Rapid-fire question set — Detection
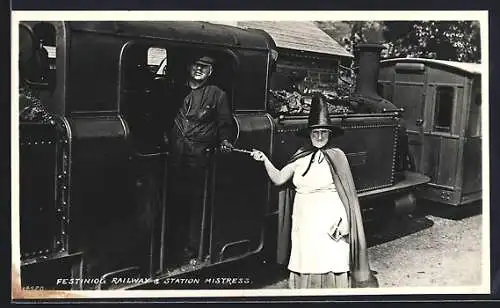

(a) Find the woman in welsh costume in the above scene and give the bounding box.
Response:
[251,93,378,289]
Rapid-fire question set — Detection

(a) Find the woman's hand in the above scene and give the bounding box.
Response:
[328,225,341,241]
[252,149,295,185]
[251,149,268,162]
[328,217,349,241]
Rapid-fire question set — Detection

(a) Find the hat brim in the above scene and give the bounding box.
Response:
[194,60,213,66]
[193,56,216,66]
[297,125,344,137]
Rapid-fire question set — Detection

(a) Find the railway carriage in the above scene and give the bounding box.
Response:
[378,58,482,206]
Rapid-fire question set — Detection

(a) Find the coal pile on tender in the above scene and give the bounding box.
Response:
[268,89,354,116]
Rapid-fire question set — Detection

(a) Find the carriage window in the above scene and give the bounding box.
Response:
[433,86,454,132]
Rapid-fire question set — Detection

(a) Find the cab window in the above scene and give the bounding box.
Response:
[119,44,170,154]
[19,22,57,117]
[148,47,167,75]
[33,22,57,88]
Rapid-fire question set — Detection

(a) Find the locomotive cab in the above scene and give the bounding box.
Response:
[17,21,274,290]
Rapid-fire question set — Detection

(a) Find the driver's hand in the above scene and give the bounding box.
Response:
[219,139,234,153]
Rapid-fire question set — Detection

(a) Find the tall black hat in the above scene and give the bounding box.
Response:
[298,93,344,137]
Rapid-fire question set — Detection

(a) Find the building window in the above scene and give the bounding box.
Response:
[434,86,454,132]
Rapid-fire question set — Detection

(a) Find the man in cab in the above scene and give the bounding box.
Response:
[167,55,235,264]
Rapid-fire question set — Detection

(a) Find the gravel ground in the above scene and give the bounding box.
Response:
[369,213,482,288]
[264,202,484,289]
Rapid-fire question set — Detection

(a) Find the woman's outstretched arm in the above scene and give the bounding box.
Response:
[251,150,295,186]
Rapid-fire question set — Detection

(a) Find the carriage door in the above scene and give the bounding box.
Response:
[420,74,465,204]
[391,63,427,171]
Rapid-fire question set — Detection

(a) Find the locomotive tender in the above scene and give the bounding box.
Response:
[16,21,429,290]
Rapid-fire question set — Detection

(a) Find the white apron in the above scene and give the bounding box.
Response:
[287,151,350,274]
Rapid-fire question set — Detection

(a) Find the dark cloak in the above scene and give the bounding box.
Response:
[276,143,379,288]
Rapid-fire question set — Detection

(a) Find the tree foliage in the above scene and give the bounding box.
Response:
[315,20,481,63]
[383,21,481,63]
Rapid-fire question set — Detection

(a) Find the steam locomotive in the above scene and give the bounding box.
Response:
[16,21,429,290]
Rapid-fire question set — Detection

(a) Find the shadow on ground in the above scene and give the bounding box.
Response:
[365,214,434,248]
[416,200,482,220]
[365,200,482,248]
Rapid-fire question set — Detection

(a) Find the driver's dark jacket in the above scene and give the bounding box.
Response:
[170,83,234,168]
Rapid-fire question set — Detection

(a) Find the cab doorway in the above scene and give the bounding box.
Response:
[118,42,237,275]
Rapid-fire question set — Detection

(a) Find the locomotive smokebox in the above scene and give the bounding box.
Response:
[352,43,398,113]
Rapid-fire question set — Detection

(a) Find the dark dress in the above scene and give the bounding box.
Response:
[167,82,234,255]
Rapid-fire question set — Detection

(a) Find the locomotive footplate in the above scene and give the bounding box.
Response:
[358,171,430,200]
[359,171,430,221]
[20,251,84,291]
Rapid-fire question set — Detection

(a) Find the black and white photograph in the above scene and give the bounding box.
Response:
[11,10,489,300]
